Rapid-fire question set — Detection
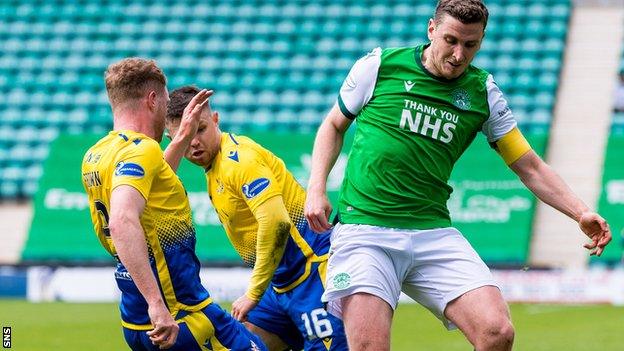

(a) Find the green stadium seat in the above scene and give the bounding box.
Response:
[0,0,571,201]
[0,180,19,198]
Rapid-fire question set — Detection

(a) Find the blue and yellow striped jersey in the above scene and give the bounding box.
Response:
[81,130,211,330]
[206,133,330,293]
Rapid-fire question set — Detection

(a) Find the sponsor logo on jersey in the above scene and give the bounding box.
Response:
[242,178,270,199]
[451,88,471,110]
[333,272,351,290]
[114,271,133,281]
[400,99,457,143]
[322,337,333,350]
[404,80,415,92]
[114,161,145,177]
[227,150,239,162]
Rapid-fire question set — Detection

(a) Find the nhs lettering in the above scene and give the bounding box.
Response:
[399,99,457,143]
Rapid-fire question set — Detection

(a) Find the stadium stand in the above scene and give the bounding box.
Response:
[0,0,573,265]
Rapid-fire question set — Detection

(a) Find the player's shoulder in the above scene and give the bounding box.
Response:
[219,133,273,173]
[117,131,161,155]
[380,45,412,56]
[219,133,259,166]
[464,63,491,84]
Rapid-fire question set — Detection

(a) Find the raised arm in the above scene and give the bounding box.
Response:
[482,72,611,256]
[109,185,178,348]
[305,48,380,233]
[508,150,612,256]
[163,89,212,172]
[231,195,291,321]
[304,103,353,233]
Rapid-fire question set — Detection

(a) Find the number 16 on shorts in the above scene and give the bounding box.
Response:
[301,308,333,339]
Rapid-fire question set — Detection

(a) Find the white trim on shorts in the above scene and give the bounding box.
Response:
[322,223,500,330]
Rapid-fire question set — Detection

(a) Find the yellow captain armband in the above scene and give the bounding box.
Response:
[494,127,532,165]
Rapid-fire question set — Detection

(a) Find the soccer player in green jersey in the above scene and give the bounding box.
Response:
[304,1,612,350]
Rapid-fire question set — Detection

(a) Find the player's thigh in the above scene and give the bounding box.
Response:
[243,322,289,351]
[285,263,348,351]
[122,324,205,351]
[402,227,499,330]
[444,285,512,341]
[184,304,267,351]
[122,327,150,351]
[323,224,410,318]
[342,292,393,351]
[247,288,300,350]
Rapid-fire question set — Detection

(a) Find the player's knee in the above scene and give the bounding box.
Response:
[345,322,390,351]
[347,337,390,351]
[474,319,514,351]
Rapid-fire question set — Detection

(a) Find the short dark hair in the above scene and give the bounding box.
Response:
[105,57,167,108]
[166,85,200,122]
[434,0,489,29]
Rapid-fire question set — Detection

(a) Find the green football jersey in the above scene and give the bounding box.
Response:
[337,44,516,229]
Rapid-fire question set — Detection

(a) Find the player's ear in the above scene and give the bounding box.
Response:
[427,18,436,41]
[146,90,157,111]
[212,111,219,124]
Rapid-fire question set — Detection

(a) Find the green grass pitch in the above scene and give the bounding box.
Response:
[2,299,623,350]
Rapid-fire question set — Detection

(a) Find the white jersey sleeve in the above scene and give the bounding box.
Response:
[481,74,517,142]
[337,47,382,119]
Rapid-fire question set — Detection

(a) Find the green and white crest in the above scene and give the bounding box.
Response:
[333,272,351,290]
[451,88,471,110]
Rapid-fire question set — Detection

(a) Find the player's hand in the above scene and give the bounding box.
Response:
[231,295,258,322]
[305,190,333,233]
[146,303,179,349]
[177,89,213,141]
[579,212,612,256]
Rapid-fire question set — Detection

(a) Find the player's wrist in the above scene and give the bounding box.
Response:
[574,207,592,223]
[306,181,327,195]
[145,295,166,307]
[244,290,262,302]
[173,130,194,143]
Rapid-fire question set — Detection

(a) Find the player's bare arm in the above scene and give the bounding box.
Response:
[232,196,291,321]
[507,149,612,256]
[109,185,179,348]
[305,103,353,233]
[163,89,212,171]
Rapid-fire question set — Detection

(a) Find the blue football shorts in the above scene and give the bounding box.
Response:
[247,261,348,351]
[123,302,266,351]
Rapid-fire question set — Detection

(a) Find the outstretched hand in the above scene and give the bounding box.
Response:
[579,212,611,256]
[231,294,258,322]
[304,190,333,233]
[176,89,213,140]
[146,302,179,349]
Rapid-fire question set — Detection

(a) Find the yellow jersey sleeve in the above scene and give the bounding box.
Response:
[245,195,291,301]
[111,139,163,200]
[493,127,532,165]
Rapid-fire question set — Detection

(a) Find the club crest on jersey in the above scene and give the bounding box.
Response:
[242,178,270,199]
[451,88,471,110]
[114,161,145,177]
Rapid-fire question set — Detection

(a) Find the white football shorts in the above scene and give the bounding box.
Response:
[322,223,499,330]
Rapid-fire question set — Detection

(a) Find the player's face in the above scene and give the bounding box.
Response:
[426,14,484,79]
[166,107,221,168]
